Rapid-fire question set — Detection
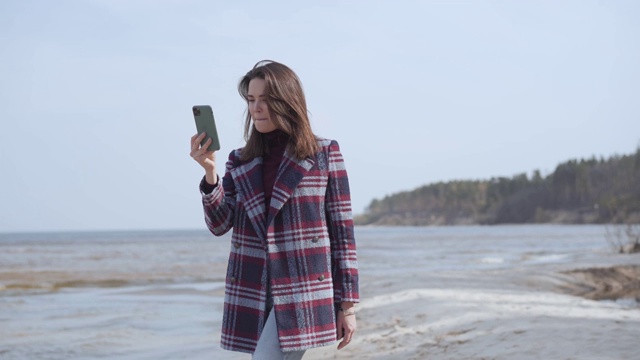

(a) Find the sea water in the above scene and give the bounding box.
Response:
[0,225,622,359]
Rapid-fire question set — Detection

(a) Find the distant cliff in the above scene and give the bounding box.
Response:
[355,147,640,226]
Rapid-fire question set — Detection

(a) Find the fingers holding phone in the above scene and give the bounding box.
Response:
[190,132,216,164]
[190,132,217,185]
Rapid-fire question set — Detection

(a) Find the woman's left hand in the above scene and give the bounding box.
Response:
[337,302,357,350]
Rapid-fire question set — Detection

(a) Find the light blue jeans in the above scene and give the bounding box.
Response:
[252,310,306,360]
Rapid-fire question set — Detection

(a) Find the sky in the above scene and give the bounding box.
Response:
[1,0,639,233]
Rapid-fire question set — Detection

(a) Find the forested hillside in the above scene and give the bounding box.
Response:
[355,147,640,226]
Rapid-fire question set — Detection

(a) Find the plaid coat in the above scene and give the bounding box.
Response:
[201,138,359,353]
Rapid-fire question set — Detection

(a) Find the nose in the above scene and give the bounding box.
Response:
[250,99,263,114]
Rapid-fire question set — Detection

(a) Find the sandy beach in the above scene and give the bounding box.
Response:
[1,226,639,359]
[305,244,640,359]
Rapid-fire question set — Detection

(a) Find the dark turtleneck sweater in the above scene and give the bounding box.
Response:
[201,130,290,212]
[263,130,289,208]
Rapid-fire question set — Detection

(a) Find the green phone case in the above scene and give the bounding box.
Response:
[192,105,221,152]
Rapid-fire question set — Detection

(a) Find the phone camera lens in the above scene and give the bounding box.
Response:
[193,108,201,116]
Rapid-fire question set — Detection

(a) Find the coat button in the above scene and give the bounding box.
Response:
[234,242,241,249]
[318,275,325,281]
[311,236,320,243]
[229,277,237,284]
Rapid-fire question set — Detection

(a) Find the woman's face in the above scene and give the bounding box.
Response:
[247,78,277,133]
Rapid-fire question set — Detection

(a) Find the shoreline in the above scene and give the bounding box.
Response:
[559,265,640,302]
[305,254,640,359]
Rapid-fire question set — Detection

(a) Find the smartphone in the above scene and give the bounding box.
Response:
[192,105,221,152]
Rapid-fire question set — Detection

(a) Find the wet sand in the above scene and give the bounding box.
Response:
[561,265,640,301]
[305,254,640,359]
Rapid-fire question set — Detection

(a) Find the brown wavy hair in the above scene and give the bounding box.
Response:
[238,60,318,161]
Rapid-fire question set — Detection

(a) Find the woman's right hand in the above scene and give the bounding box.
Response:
[190,133,217,185]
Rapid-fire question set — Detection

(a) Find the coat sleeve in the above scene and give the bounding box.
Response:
[325,140,359,303]
[200,150,238,236]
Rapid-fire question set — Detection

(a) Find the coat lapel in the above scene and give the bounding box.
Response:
[229,157,267,240]
[266,150,315,228]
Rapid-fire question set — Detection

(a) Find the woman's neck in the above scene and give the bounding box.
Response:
[264,129,289,149]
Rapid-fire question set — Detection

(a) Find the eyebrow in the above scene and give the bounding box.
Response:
[246,94,267,98]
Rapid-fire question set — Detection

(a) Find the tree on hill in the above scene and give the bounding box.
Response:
[355,147,640,226]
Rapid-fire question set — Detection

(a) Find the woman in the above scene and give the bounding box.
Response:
[190,60,359,359]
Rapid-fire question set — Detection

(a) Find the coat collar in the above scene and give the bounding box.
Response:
[229,149,315,239]
[267,150,315,228]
